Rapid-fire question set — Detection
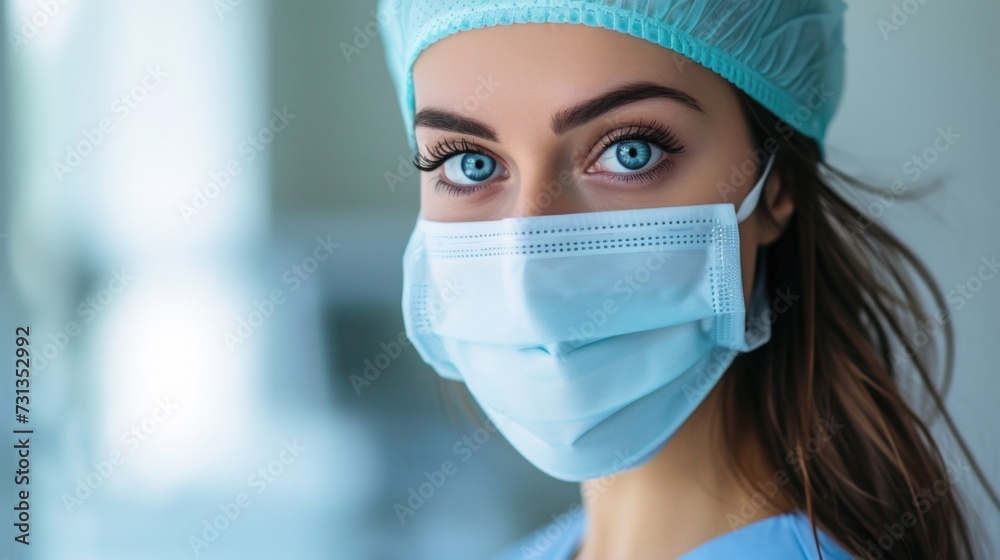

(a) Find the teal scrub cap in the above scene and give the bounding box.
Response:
[378,0,846,154]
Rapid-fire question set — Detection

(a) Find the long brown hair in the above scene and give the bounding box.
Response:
[718,90,1000,559]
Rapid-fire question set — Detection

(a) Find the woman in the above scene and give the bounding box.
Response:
[377,1,998,558]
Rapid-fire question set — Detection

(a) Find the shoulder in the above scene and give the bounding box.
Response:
[679,511,857,560]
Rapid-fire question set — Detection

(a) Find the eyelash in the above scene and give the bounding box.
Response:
[412,138,484,172]
[412,139,499,197]
[412,120,686,195]
[433,180,491,197]
[592,119,686,183]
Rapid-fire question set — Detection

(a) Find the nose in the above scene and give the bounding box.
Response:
[509,171,581,218]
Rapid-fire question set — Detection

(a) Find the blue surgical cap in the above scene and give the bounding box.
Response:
[378,0,846,154]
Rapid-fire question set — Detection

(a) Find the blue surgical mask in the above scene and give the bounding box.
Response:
[401,155,776,482]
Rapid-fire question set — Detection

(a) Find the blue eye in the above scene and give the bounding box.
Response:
[595,140,663,174]
[616,141,651,169]
[443,153,501,185]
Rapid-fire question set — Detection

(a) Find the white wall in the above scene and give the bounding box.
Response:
[828,0,1000,547]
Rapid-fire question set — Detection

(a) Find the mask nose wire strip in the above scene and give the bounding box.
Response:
[734,153,776,224]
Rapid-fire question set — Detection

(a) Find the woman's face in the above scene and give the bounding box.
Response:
[412,24,792,306]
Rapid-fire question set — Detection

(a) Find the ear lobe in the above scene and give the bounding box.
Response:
[757,170,794,246]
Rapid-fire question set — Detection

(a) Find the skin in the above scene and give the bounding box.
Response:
[412,23,796,559]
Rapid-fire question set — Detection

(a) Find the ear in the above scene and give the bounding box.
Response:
[756,167,794,246]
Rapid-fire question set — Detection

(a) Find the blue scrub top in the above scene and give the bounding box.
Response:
[493,510,856,559]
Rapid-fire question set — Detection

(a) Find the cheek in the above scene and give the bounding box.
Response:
[419,177,434,205]
[418,179,433,215]
[418,174,459,220]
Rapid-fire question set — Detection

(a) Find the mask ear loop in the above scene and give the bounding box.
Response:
[734,152,776,224]
[737,153,777,350]
[742,243,772,351]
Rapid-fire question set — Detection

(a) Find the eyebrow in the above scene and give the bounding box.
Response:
[552,81,705,134]
[413,81,704,142]
[413,107,500,142]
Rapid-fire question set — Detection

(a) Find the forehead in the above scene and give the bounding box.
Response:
[411,23,727,126]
